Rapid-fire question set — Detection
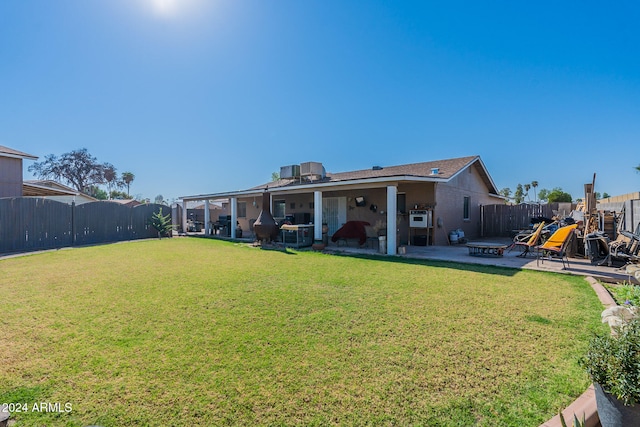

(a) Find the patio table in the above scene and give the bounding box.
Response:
[466,242,508,257]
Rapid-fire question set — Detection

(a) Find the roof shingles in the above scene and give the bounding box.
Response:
[0,145,38,160]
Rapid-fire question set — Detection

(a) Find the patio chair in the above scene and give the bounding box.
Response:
[512,221,545,258]
[364,225,379,249]
[536,224,578,269]
[588,223,640,267]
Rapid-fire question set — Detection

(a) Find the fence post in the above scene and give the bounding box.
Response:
[71,201,76,246]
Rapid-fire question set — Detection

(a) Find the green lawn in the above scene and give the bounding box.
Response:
[0,238,606,426]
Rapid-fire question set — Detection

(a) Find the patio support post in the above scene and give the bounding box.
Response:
[182,200,188,234]
[386,185,397,255]
[204,200,210,235]
[314,191,322,241]
[230,197,237,239]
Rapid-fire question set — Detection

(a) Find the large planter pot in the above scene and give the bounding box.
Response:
[311,240,325,251]
[594,382,640,427]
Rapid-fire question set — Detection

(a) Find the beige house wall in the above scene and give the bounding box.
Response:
[434,163,498,245]
[0,157,23,198]
[232,185,438,245]
[206,164,495,245]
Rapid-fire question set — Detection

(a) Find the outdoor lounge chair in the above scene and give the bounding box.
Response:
[536,224,578,269]
[512,221,545,258]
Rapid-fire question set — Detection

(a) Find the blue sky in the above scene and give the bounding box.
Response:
[1,1,639,202]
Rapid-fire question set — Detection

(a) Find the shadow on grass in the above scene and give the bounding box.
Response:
[327,251,522,277]
[258,244,298,255]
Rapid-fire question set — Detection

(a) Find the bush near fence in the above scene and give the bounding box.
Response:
[0,198,170,254]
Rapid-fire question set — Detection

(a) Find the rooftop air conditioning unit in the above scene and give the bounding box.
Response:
[280,165,300,179]
[300,162,325,179]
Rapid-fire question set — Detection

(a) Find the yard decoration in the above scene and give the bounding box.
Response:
[253,191,278,243]
[579,303,640,426]
[148,207,173,238]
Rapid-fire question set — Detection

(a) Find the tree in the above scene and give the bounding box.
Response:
[547,187,573,203]
[103,163,122,199]
[122,172,135,196]
[109,190,131,200]
[531,181,539,202]
[603,192,611,199]
[524,183,531,201]
[499,188,512,202]
[154,194,167,205]
[271,172,280,181]
[538,188,549,202]
[28,148,110,194]
[87,186,108,200]
[514,184,524,204]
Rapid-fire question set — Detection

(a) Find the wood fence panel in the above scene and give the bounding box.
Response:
[131,203,168,239]
[481,203,574,237]
[73,201,133,246]
[0,198,72,253]
[0,198,171,254]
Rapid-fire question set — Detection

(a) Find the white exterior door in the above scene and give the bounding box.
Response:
[322,197,346,237]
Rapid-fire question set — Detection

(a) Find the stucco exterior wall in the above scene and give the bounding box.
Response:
[0,157,23,198]
[199,164,495,246]
[434,163,498,245]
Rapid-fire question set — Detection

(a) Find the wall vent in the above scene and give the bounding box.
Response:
[430,167,439,175]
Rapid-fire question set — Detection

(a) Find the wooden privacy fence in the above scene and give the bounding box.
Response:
[481,203,575,237]
[0,198,170,254]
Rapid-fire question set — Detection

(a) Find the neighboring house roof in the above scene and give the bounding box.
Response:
[23,180,98,201]
[0,145,38,160]
[183,155,499,200]
[106,199,142,207]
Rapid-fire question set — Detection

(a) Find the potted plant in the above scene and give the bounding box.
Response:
[579,303,640,427]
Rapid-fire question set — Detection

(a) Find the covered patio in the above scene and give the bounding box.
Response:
[180,156,504,255]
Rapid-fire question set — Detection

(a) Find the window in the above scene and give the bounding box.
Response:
[273,200,286,218]
[463,196,470,220]
[237,201,247,218]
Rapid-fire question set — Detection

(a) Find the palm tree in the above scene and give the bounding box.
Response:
[121,171,135,197]
[531,181,539,202]
[524,183,531,201]
[103,163,118,200]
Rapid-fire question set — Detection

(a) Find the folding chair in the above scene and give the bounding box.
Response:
[536,224,578,269]
[513,221,545,257]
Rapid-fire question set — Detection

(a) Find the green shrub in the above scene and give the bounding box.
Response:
[579,318,640,406]
[612,284,640,307]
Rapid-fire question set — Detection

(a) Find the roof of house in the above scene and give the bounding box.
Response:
[182,155,499,200]
[22,180,97,201]
[105,199,142,207]
[0,145,38,160]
